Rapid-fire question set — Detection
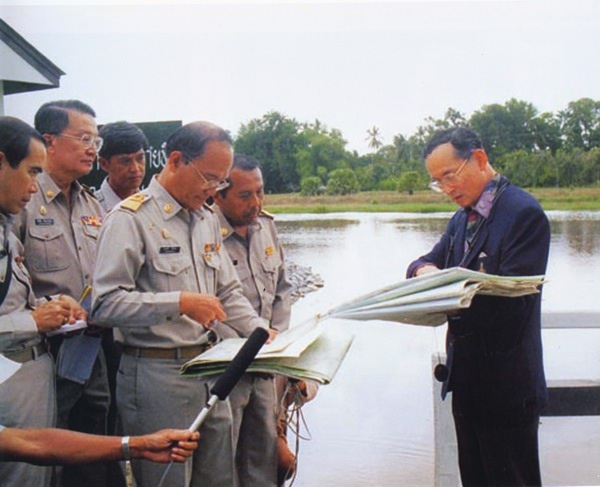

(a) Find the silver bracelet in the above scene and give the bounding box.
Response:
[121,436,131,461]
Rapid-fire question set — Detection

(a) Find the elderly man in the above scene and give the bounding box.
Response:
[407,127,550,486]
[96,121,148,212]
[91,122,274,487]
[13,100,110,486]
[0,116,86,486]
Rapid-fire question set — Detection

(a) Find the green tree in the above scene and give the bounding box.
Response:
[235,111,304,192]
[397,171,421,195]
[300,176,323,196]
[326,168,359,195]
[296,121,349,181]
[559,98,600,151]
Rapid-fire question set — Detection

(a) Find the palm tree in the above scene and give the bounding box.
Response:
[366,126,383,150]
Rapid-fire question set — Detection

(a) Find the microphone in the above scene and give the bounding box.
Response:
[157,327,269,487]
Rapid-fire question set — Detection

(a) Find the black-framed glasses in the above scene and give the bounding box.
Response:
[189,163,230,191]
[58,133,104,151]
[429,157,470,193]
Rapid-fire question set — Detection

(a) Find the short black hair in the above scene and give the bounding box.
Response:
[99,121,149,160]
[34,99,96,135]
[166,121,232,163]
[0,116,45,169]
[218,154,262,197]
[423,127,483,160]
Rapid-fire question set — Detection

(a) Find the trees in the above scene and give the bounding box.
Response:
[232,98,600,194]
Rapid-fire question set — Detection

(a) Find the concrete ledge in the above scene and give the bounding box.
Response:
[542,380,600,416]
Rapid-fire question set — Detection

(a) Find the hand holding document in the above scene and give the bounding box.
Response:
[46,285,91,336]
[320,267,546,327]
[181,319,354,385]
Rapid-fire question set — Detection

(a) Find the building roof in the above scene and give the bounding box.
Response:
[0,18,64,95]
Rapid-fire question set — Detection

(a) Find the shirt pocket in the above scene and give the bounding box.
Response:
[82,222,101,240]
[260,254,282,301]
[27,224,70,272]
[151,254,193,292]
[203,252,221,294]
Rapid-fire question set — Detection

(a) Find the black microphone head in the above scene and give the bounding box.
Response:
[434,363,449,382]
[210,327,269,400]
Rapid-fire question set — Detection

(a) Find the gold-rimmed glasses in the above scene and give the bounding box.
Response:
[58,133,104,151]
[189,162,230,191]
[429,157,470,193]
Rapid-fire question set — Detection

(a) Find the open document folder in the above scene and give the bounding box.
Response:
[181,319,354,385]
[320,267,546,327]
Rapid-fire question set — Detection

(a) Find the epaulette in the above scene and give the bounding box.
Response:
[259,209,275,219]
[203,202,215,213]
[81,184,97,199]
[120,192,150,212]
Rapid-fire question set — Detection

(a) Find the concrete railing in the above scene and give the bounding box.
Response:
[433,311,600,487]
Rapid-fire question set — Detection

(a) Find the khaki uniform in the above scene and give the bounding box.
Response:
[215,206,292,487]
[0,213,55,486]
[91,177,266,487]
[94,177,122,214]
[14,171,109,486]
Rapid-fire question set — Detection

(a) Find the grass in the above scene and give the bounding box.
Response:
[264,187,600,214]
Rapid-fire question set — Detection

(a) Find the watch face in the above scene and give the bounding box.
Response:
[434,363,449,382]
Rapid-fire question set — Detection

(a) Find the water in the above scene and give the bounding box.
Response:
[275,211,600,486]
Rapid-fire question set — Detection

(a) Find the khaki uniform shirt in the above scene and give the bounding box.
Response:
[91,177,265,347]
[14,172,104,301]
[214,206,291,332]
[94,177,122,213]
[0,213,42,353]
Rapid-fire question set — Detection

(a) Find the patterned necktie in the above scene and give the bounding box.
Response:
[464,209,481,253]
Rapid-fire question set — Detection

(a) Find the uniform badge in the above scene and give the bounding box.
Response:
[204,243,221,254]
[164,203,174,214]
[45,190,54,198]
[39,205,47,216]
[81,215,103,227]
[265,245,274,257]
[221,227,229,237]
[161,228,171,239]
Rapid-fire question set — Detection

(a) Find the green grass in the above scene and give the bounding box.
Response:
[264,188,600,214]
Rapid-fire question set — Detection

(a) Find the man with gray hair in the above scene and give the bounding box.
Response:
[92,121,274,486]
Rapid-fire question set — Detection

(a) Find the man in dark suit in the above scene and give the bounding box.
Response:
[407,127,550,486]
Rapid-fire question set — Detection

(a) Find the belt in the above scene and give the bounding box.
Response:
[4,343,48,363]
[122,344,211,360]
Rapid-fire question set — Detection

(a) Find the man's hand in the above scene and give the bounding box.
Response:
[132,429,200,463]
[266,328,278,344]
[179,292,226,327]
[415,264,441,277]
[31,295,85,333]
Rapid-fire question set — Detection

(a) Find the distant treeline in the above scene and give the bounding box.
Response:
[233,97,600,195]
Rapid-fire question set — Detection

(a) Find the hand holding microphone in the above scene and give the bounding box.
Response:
[157,327,269,486]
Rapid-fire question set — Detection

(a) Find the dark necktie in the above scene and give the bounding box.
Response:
[464,209,481,253]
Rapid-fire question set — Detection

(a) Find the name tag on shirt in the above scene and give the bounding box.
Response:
[34,218,54,226]
[160,246,181,254]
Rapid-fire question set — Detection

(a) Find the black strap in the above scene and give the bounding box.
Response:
[0,247,12,307]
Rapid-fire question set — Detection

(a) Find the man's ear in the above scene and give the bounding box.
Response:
[472,148,488,169]
[168,150,185,169]
[42,134,55,154]
[98,157,110,172]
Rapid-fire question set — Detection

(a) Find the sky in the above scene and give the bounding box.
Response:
[2,0,600,154]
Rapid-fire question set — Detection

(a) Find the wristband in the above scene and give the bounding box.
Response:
[121,436,131,461]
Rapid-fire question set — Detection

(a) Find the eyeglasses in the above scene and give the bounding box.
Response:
[189,163,230,191]
[429,157,470,193]
[58,133,104,151]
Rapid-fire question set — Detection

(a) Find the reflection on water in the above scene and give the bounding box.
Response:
[275,211,600,487]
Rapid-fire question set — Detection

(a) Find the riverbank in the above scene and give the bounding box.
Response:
[265,187,600,213]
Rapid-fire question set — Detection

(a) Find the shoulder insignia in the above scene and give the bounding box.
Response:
[203,202,215,213]
[81,184,97,199]
[259,209,275,219]
[120,192,149,212]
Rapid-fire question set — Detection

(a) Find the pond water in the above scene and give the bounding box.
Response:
[275,211,600,487]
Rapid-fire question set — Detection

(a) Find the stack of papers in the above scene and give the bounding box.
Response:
[181,320,354,385]
[321,267,546,327]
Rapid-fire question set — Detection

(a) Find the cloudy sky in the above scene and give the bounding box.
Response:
[2,0,600,153]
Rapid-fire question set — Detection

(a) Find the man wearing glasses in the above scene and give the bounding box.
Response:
[14,100,111,486]
[407,127,550,486]
[91,121,274,487]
